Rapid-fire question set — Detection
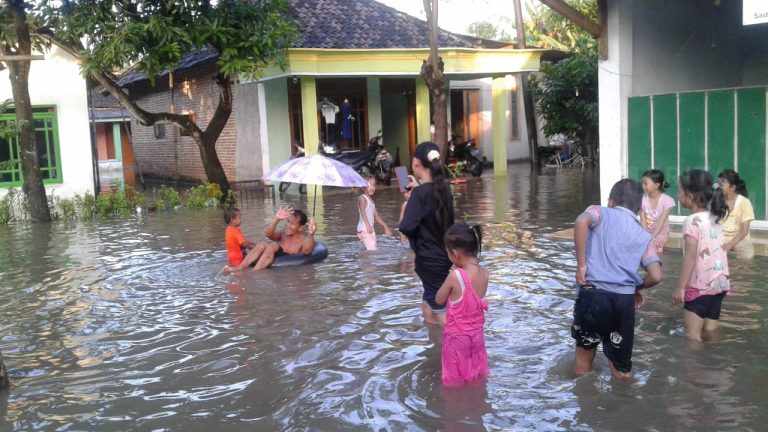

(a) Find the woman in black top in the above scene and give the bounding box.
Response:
[399,142,455,325]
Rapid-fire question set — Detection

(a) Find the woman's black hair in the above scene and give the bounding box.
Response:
[224,207,240,224]
[718,169,748,198]
[444,223,483,257]
[679,169,728,223]
[641,169,669,191]
[414,142,454,238]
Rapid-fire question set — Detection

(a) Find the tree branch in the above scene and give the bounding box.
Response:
[201,74,233,145]
[538,0,602,38]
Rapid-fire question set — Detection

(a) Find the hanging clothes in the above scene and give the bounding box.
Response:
[318,99,339,124]
[341,100,353,140]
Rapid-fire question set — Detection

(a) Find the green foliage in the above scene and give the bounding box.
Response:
[185,182,223,209]
[156,185,182,211]
[55,197,76,221]
[48,0,297,83]
[94,187,144,217]
[466,20,514,42]
[0,188,27,224]
[74,192,96,219]
[530,47,598,154]
[525,0,598,53]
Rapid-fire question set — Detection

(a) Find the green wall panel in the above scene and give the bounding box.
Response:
[653,94,678,212]
[707,90,735,179]
[736,88,766,219]
[628,96,651,181]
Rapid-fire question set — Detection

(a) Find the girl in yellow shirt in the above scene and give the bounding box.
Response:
[718,170,755,259]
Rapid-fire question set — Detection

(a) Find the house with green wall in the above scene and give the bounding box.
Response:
[600,0,768,227]
[120,0,548,186]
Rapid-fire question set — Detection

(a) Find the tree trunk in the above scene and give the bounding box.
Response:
[0,350,8,389]
[421,0,448,154]
[513,0,540,166]
[196,135,230,195]
[6,1,50,222]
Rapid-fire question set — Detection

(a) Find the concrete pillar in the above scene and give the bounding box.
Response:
[112,123,122,161]
[599,0,633,204]
[415,77,431,144]
[300,77,320,156]
[367,78,383,137]
[491,76,510,176]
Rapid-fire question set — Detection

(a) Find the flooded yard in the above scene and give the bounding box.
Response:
[0,165,766,431]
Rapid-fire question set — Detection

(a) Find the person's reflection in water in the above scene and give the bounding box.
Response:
[440,380,492,432]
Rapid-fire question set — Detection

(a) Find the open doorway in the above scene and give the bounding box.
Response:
[450,89,480,142]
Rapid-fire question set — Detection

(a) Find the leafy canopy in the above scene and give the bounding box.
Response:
[525,0,597,53]
[47,0,297,81]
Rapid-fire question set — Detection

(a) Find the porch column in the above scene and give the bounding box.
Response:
[367,78,383,137]
[112,123,123,161]
[491,76,510,176]
[599,0,633,204]
[300,77,320,155]
[415,77,431,144]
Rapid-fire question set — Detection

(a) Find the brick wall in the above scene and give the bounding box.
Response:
[129,67,237,183]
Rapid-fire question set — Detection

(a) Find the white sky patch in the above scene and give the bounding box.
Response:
[376,0,536,38]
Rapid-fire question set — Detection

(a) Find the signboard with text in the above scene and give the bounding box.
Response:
[743,0,768,26]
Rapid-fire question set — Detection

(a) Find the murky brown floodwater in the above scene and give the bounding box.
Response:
[0,165,767,431]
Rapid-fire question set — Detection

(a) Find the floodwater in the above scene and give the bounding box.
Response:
[0,165,767,431]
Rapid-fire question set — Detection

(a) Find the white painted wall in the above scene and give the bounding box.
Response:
[0,44,94,199]
[449,76,530,162]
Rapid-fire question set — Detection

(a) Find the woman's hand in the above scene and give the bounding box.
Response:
[406,175,418,190]
[672,288,685,305]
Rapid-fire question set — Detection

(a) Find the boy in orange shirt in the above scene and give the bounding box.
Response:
[224,208,255,268]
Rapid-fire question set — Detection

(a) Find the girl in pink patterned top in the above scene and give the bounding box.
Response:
[436,223,489,387]
[640,169,676,254]
[674,170,730,342]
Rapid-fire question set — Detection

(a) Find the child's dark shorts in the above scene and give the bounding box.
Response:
[571,285,636,373]
[684,292,726,320]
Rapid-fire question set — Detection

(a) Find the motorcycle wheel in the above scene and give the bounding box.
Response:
[279,182,290,193]
[468,157,483,177]
[299,184,307,195]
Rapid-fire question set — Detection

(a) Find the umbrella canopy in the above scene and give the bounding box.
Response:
[266,154,368,188]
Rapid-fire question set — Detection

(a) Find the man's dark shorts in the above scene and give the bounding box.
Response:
[684,292,726,320]
[571,285,636,373]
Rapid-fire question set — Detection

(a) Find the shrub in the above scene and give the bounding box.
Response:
[74,193,96,220]
[185,182,223,209]
[56,198,77,221]
[155,185,182,211]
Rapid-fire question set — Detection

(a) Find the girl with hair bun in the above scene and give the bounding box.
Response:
[718,169,755,259]
[399,142,455,325]
[640,169,675,254]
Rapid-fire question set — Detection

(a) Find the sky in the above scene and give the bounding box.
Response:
[376,0,538,38]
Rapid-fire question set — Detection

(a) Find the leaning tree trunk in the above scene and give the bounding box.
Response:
[197,75,233,196]
[421,0,448,154]
[6,1,50,222]
[195,135,230,196]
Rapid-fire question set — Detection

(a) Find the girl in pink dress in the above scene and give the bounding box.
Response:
[436,223,489,387]
[641,169,676,254]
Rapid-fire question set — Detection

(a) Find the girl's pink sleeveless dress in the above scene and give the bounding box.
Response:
[442,268,489,387]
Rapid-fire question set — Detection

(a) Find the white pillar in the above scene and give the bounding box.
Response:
[599,0,634,204]
[366,78,383,137]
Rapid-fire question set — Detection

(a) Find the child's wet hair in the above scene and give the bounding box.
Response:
[444,222,483,257]
[718,169,749,197]
[679,169,728,223]
[224,207,240,224]
[608,179,643,214]
[292,209,308,226]
[642,169,669,191]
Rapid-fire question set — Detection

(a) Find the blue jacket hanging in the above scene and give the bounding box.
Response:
[341,100,353,140]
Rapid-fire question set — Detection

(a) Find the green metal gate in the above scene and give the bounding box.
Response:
[628,87,767,219]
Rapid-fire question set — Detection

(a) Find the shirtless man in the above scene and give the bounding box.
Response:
[236,207,317,271]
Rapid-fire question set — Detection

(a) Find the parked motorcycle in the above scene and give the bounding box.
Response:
[447,135,483,177]
[321,132,393,185]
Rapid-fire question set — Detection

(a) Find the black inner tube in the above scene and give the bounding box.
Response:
[271,242,329,268]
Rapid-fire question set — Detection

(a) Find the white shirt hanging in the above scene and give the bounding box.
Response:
[318,99,339,124]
